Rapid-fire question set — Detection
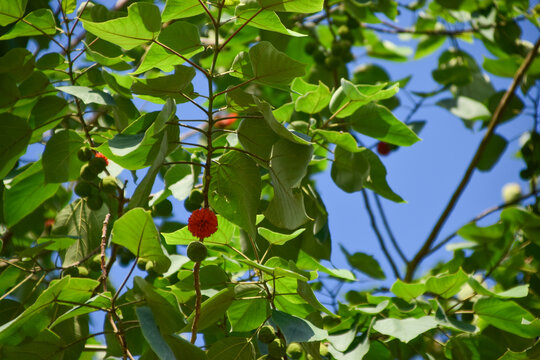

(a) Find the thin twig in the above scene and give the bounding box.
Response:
[405,37,540,282]
[100,213,111,292]
[191,261,202,343]
[373,195,408,263]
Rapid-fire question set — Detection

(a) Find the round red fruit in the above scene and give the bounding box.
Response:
[188,208,218,239]
[377,142,391,156]
[95,152,109,165]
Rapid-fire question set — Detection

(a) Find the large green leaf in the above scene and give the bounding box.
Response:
[390,279,426,302]
[0,48,35,82]
[81,3,161,50]
[237,117,280,163]
[182,288,236,332]
[165,335,208,360]
[0,113,31,180]
[258,227,305,246]
[331,146,370,193]
[135,21,203,74]
[53,199,109,267]
[56,86,115,106]
[161,0,205,22]
[271,310,328,343]
[342,247,385,280]
[0,9,56,40]
[111,208,171,273]
[131,66,196,104]
[437,96,491,121]
[0,0,26,26]
[295,81,331,114]
[209,151,261,239]
[3,162,60,227]
[207,337,256,360]
[373,316,438,343]
[42,130,85,183]
[255,98,310,145]
[425,269,468,299]
[135,306,176,360]
[350,103,420,146]
[474,297,540,338]
[236,3,306,37]
[227,299,269,332]
[258,0,323,13]
[362,149,404,202]
[231,41,305,86]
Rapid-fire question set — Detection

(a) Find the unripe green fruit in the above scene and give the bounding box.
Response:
[152,199,173,217]
[324,55,340,68]
[137,259,148,271]
[74,181,93,197]
[77,266,89,277]
[87,194,103,210]
[145,260,155,273]
[286,343,303,359]
[502,182,522,203]
[184,190,204,212]
[100,176,117,193]
[304,41,318,55]
[257,325,276,344]
[90,254,102,271]
[77,147,93,162]
[80,164,98,181]
[338,25,354,41]
[187,241,207,263]
[268,339,286,359]
[89,157,107,174]
[313,50,326,65]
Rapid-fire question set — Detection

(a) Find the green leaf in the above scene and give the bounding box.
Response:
[437,96,491,121]
[295,81,331,114]
[297,280,334,316]
[297,251,355,281]
[373,316,438,343]
[238,117,280,163]
[50,292,112,328]
[0,0,26,26]
[0,48,35,82]
[61,0,77,14]
[56,86,115,106]
[0,9,56,40]
[3,162,60,227]
[329,80,399,119]
[111,208,171,273]
[207,337,256,360]
[0,113,31,180]
[331,146,370,193]
[350,103,421,146]
[163,215,236,245]
[271,309,328,343]
[476,133,507,172]
[135,21,203,74]
[255,98,310,145]
[135,306,176,360]
[474,297,540,338]
[53,199,109,267]
[342,247,385,280]
[313,129,361,153]
[231,41,305,86]
[425,269,468,299]
[131,66,196,104]
[391,279,426,302]
[165,335,208,360]
[235,5,306,37]
[182,288,236,332]
[467,278,528,299]
[241,258,309,281]
[362,149,404,203]
[227,299,269,332]
[81,3,161,50]
[258,0,324,13]
[258,227,305,245]
[161,0,205,22]
[209,151,261,239]
[265,139,313,229]
[415,35,446,59]
[42,130,85,183]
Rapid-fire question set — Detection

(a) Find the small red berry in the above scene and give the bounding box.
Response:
[214,112,238,128]
[377,142,391,156]
[95,152,109,165]
[187,208,218,239]
[44,218,55,227]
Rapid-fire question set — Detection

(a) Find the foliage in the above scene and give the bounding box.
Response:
[0,0,539,359]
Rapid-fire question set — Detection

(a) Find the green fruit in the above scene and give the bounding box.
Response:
[257,325,276,344]
[77,266,89,277]
[100,176,117,193]
[304,41,318,54]
[80,164,98,181]
[502,182,522,203]
[77,147,93,162]
[286,342,303,359]
[268,339,286,359]
[187,241,207,263]
[313,49,326,64]
[346,16,359,29]
[137,259,148,271]
[89,157,107,174]
[87,195,103,210]
[90,254,102,271]
[145,260,155,273]
[74,181,92,197]
[324,55,340,68]
[338,25,354,41]
[152,199,173,217]
[184,190,203,212]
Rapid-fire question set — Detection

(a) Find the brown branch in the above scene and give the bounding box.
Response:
[100,213,111,292]
[405,37,540,282]
[190,261,202,343]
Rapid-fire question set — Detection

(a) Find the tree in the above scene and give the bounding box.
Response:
[0,0,539,359]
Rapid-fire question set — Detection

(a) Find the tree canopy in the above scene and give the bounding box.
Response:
[0,0,539,359]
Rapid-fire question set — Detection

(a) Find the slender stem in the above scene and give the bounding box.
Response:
[405,37,540,282]
[213,78,257,98]
[153,39,209,76]
[361,190,401,279]
[100,213,111,292]
[373,195,408,263]
[0,273,35,301]
[218,8,263,52]
[213,146,269,164]
[191,261,202,343]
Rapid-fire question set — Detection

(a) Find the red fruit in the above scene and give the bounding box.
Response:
[377,142,391,156]
[95,152,109,165]
[188,208,218,239]
[214,113,238,128]
[44,218,55,227]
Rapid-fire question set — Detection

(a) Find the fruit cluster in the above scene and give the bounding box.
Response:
[256,325,328,359]
[74,147,116,210]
